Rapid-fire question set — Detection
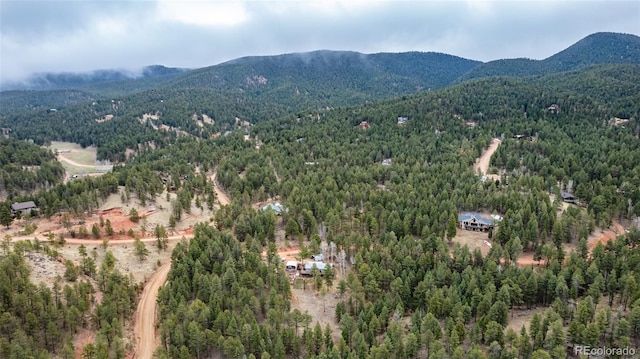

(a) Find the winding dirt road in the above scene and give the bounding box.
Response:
[134,261,172,359]
[132,172,229,358]
[474,138,501,176]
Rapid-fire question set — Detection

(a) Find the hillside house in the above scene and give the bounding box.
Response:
[381,158,392,166]
[359,121,370,129]
[397,116,408,125]
[561,192,577,204]
[11,201,38,217]
[458,212,494,232]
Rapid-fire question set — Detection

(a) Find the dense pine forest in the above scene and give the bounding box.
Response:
[152,64,640,358]
[0,138,65,199]
[1,33,640,358]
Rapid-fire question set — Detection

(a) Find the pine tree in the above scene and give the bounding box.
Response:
[0,204,13,228]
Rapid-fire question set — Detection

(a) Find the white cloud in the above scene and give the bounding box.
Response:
[156,0,250,27]
[1,0,639,84]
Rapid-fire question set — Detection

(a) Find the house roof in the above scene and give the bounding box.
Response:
[261,202,287,214]
[11,201,37,211]
[286,261,298,267]
[560,191,574,199]
[304,262,328,271]
[458,212,494,225]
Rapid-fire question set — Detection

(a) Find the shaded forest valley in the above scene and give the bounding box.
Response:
[1,36,640,359]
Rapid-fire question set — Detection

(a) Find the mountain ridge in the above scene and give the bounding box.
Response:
[457,32,640,81]
[1,32,638,116]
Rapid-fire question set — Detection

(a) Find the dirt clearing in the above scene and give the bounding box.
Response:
[46,141,111,179]
[473,138,501,179]
[290,285,341,340]
[588,220,624,252]
[450,229,491,256]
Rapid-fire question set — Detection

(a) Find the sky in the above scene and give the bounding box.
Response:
[1,0,639,85]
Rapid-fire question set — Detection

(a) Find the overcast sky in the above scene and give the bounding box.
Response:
[1,0,639,84]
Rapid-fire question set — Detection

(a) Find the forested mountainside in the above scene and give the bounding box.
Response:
[4,62,638,358]
[2,31,637,127]
[0,50,479,116]
[164,50,480,99]
[0,138,64,198]
[459,32,640,81]
[0,51,479,162]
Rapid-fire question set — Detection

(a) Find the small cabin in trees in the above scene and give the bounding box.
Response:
[11,201,38,217]
[560,192,577,204]
[397,116,408,125]
[458,212,494,232]
[359,121,370,129]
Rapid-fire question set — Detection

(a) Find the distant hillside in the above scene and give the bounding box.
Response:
[2,65,188,91]
[0,51,480,115]
[2,32,639,117]
[161,50,481,106]
[458,32,640,81]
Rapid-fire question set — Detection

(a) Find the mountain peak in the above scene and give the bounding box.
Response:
[459,32,640,81]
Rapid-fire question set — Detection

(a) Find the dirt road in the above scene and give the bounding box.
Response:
[212,172,231,205]
[57,154,99,169]
[134,261,171,359]
[10,234,189,245]
[133,174,230,357]
[473,138,501,176]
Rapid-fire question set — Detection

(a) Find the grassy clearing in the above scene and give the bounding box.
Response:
[48,141,97,166]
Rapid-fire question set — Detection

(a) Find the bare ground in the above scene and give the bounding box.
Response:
[587,220,624,252]
[507,307,546,332]
[450,228,491,257]
[473,138,501,177]
[290,286,342,340]
[47,141,111,179]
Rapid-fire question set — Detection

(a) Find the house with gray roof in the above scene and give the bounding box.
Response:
[10,201,38,217]
[458,212,494,232]
[301,261,330,276]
